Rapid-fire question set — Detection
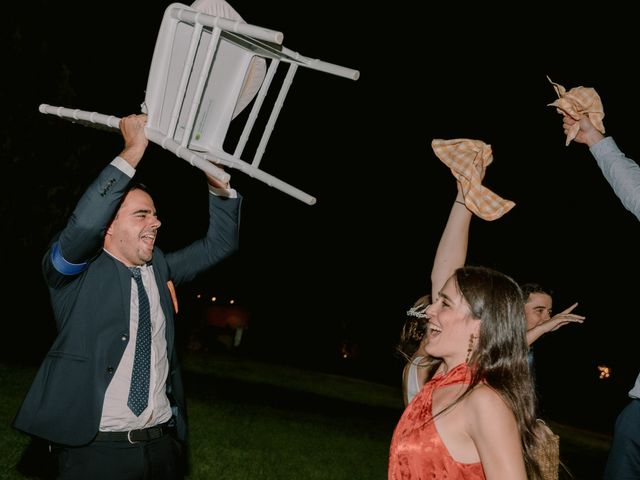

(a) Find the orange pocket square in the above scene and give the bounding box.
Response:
[167,280,179,314]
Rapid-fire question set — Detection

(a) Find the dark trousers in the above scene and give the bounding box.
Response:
[604,398,640,480]
[55,434,183,480]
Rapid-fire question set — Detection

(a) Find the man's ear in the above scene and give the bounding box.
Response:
[105,218,116,236]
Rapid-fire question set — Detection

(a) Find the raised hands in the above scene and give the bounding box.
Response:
[527,302,585,346]
[118,113,149,168]
[560,112,605,148]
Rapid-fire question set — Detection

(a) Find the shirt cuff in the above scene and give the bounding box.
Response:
[111,156,136,178]
[208,184,237,198]
[589,136,618,158]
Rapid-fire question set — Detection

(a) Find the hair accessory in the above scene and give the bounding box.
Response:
[406,304,430,319]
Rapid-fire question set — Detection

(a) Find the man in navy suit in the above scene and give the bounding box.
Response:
[13,113,242,479]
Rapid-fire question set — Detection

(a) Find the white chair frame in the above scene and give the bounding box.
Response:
[40,2,359,205]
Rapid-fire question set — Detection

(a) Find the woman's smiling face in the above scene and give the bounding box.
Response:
[424,275,480,367]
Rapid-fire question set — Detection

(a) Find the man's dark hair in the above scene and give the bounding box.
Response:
[128,182,151,195]
[520,282,553,299]
[112,182,154,218]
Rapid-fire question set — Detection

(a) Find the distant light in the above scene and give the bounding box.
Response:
[196,294,202,299]
[229,299,235,305]
[597,365,611,380]
[211,296,217,303]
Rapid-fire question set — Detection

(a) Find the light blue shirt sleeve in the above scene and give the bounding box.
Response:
[590,138,640,398]
[590,137,640,222]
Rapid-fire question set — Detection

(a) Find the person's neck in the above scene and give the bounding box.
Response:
[438,359,467,376]
[102,247,145,268]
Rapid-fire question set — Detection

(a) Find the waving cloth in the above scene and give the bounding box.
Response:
[547,76,605,146]
[432,138,515,221]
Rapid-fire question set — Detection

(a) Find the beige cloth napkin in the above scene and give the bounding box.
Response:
[432,139,515,221]
[547,76,605,146]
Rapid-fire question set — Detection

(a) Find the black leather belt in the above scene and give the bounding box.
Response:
[94,423,172,444]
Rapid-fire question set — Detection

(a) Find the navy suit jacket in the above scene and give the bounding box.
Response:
[13,162,241,446]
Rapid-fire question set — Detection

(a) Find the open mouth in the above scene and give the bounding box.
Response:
[141,232,156,246]
[427,321,442,338]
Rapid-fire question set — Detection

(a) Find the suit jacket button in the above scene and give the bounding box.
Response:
[121,334,128,342]
[106,366,114,374]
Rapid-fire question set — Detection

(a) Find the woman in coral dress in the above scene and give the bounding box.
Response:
[389,266,550,480]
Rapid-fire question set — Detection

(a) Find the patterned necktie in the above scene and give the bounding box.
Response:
[128,267,151,416]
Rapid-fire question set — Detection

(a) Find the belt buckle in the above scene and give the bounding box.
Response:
[127,430,139,444]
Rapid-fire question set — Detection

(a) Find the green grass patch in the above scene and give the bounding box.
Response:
[0,351,611,479]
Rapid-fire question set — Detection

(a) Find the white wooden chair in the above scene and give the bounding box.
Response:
[40,1,359,205]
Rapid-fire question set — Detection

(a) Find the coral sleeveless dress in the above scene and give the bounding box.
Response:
[388,363,485,480]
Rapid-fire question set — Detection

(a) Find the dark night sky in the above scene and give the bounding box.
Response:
[3,2,640,433]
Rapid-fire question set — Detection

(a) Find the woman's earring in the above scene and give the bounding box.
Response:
[466,334,476,364]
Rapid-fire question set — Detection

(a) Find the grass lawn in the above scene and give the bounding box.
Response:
[0,351,611,479]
